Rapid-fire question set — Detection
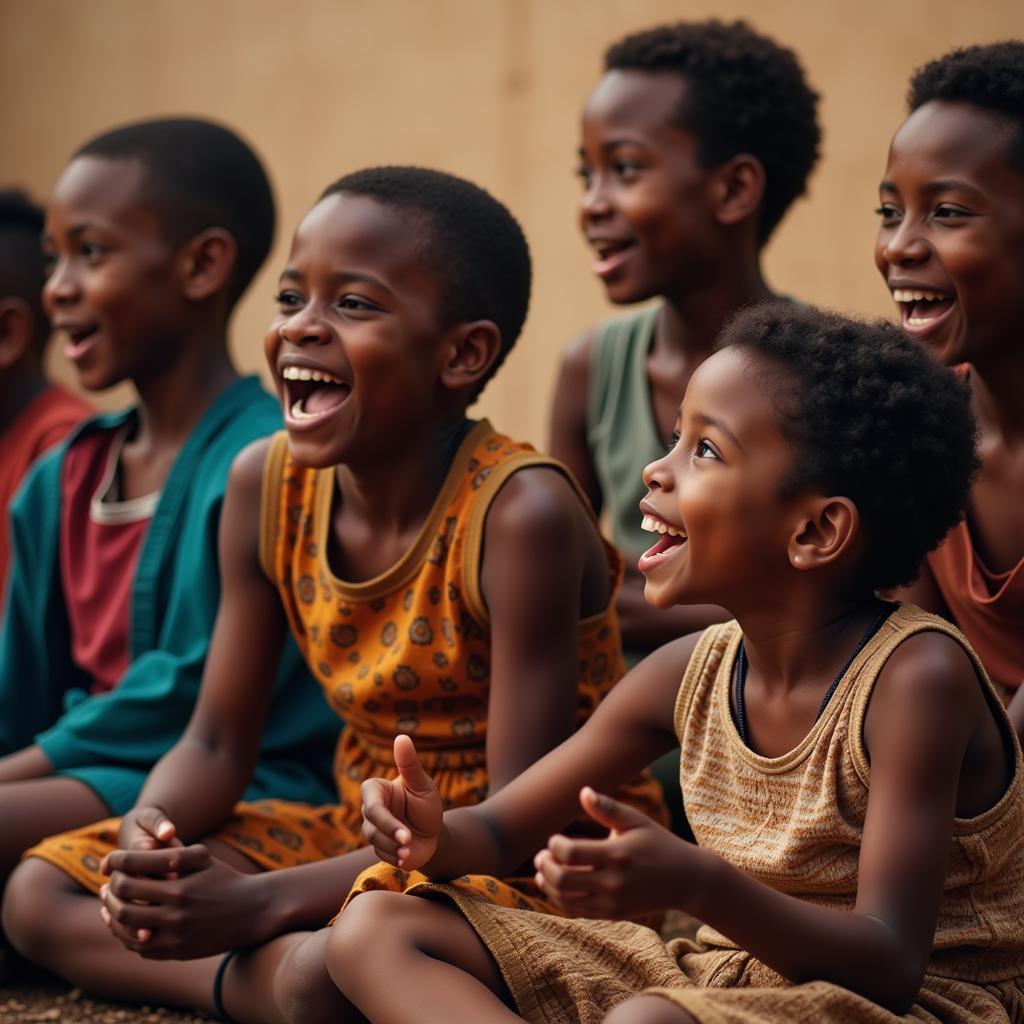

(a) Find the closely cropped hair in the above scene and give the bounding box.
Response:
[719,304,978,592]
[0,189,49,349]
[321,166,531,397]
[908,41,1024,173]
[605,20,820,245]
[75,118,275,307]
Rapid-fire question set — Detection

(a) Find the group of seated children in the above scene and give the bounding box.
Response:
[0,18,1022,1024]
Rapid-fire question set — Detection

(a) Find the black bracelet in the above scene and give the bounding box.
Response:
[212,949,241,1023]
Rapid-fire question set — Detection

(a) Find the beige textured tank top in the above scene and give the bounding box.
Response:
[675,604,1024,984]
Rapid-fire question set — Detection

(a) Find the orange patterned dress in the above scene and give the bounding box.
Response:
[28,420,665,912]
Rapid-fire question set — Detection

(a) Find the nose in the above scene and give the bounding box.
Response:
[42,257,79,312]
[278,307,331,347]
[580,173,612,225]
[878,217,930,270]
[642,448,676,493]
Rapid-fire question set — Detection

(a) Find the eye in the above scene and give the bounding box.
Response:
[81,241,107,262]
[666,430,681,452]
[274,290,303,309]
[576,164,593,187]
[874,204,901,224]
[694,438,721,461]
[337,295,376,312]
[613,159,642,181]
[934,204,973,221]
[41,250,58,276]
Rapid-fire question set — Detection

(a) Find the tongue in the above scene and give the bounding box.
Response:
[649,533,684,557]
[304,383,350,415]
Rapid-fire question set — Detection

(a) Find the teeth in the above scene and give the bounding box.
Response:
[641,514,682,537]
[290,398,318,420]
[891,288,950,303]
[281,365,344,385]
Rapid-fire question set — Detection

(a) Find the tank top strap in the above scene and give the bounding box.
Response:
[673,620,741,748]
[258,431,291,585]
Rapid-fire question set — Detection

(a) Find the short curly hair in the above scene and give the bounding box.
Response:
[321,166,531,399]
[75,118,275,309]
[0,189,49,350]
[908,41,1024,174]
[718,304,978,592]
[605,20,820,245]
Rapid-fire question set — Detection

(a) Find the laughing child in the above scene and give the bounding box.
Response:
[0,119,338,887]
[331,304,1024,1024]
[875,41,1024,735]
[3,167,664,1022]
[0,189,91,601]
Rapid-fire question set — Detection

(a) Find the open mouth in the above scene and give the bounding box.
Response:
[637,513,687,572]
[280,365,352,426]
[891,288,955,334]
[62,325,101,362]
[591,238,636,278]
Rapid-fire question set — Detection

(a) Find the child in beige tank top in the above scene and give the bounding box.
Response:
[329,304,1024,1024]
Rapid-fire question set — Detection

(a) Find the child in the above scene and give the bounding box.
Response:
[0,189,91,600]
[0,119,338,885]
[875,41,1024,736]
[550,20,820,663]
[330,305,1024,1024]
[3,167,664,1021]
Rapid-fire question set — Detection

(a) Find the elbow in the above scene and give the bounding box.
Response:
[856,957,926,1016]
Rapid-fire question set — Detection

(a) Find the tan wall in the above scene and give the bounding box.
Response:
[3,0,1022,445]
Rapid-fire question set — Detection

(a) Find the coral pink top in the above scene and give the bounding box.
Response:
[0,385,91,599]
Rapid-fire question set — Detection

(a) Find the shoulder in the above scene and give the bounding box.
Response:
[226,435,276,505]
[484,464,588,549]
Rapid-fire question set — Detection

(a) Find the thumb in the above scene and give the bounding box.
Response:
[136,806,178,846]
[579,787,648,834]
[393,734,434,796]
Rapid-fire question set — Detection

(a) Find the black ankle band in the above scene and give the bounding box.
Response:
[213,949,241,1023]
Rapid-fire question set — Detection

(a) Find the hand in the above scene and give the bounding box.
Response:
[361,734,443,871]
[116,805,184,854]
[533,787,704,919]
[99,847,266,959]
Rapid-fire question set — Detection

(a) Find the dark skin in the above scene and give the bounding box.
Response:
[550,69,774,649]
[877,101,1024,737]
[5,192,616,1023]
[0,155,241,880]
[337,346,1010,1023]
[0,294,48,436]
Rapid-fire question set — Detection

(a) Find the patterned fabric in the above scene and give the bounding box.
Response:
[28,421,665,901]
[393,605,1024,1023]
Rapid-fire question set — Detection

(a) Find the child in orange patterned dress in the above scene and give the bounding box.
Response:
[3,167,663,1022]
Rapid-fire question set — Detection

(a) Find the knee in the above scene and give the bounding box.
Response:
[272,932,344,1024]
[327,891,412,997]
[604,994,696,1024]
[2,858,75,964]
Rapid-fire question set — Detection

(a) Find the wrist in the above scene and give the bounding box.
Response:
[679,844,726,919]
[239,870,286,945]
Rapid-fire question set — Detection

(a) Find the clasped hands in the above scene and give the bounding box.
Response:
[362,734,700,920]
[97,808,259,960]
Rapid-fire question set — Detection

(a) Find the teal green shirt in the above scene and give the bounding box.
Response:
[0,376,339,814]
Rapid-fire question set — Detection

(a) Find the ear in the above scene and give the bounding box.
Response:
[439,320,503,393]
[0,297,35,371]
[177,228,238,302]
[710,154,766,230]
[788,496,860,572]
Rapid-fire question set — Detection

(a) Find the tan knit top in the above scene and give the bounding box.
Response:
[675,604,1024,984]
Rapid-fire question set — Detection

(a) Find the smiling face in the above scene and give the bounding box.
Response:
[637,346,807,612]
[577,70,718,304]
[42,156,187,391]
[264,192,454,469]
[875,101,1024,369]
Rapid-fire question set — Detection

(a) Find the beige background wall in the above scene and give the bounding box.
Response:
[3,0,1022,446]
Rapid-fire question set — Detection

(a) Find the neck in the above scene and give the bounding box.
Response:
[733,592,882,695]
[334,415,471,533]
[132,328,238,448]
[968,352,1024,442]
[658,255,773,355]
[0,366,49,435]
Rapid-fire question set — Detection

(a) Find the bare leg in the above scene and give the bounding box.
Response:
[603,995,697,1023]
[328,890,520,1024]
[0,777,109,881]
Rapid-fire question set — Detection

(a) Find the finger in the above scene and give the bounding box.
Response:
[579,787,649,834]
[360,818,405,861]
[545,833,621,868]
[99,885,154,946]
[103,843,212,878]
[104,870,181,907]
[393,734,434,797]
[533,849,599,896]
[134,807,179,845]
[362,783,413,847]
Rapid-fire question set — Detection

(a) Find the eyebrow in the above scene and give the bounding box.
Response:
[279,268,393,294]
[879,178,984,199]
[693,412,744,451]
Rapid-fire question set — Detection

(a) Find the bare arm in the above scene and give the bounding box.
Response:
[0,744,53,784]
[548,329,602,516]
